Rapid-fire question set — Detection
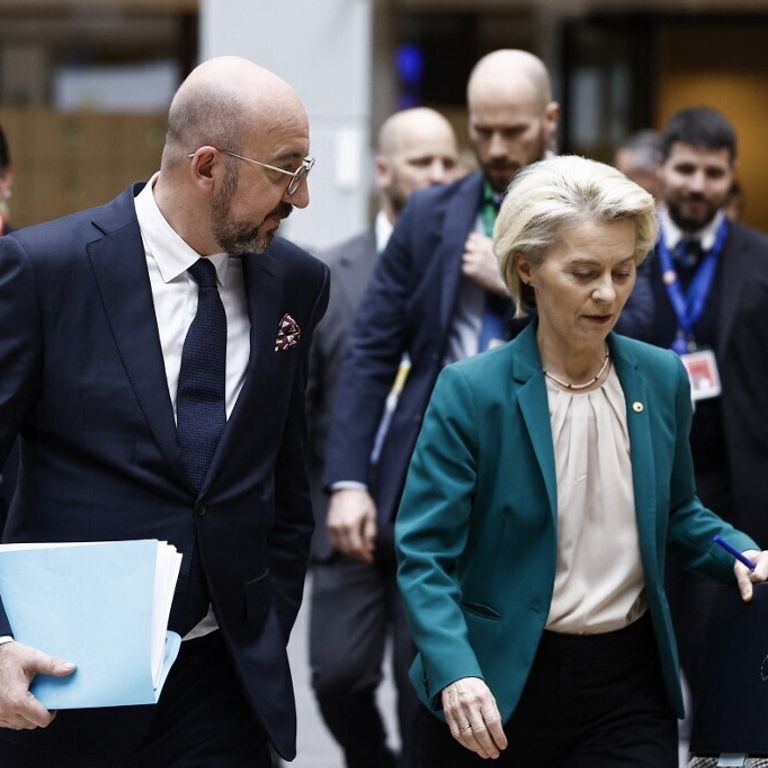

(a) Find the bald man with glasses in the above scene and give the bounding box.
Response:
[0,56,328,768]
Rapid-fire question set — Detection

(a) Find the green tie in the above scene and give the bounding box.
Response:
[477,181,507,352]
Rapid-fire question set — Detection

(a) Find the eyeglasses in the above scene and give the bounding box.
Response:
[188,148,314,196]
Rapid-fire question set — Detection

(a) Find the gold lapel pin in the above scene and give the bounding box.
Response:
[632,402,644,413]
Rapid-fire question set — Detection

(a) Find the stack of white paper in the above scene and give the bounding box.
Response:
[0,539,182,709]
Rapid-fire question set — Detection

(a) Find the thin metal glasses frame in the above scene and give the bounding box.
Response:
[187,149,314,195]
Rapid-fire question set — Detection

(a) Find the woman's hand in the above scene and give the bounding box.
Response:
[441,676,508,759]
[734,550,768,601]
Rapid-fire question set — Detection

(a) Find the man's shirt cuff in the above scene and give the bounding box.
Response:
[329,481,368,492]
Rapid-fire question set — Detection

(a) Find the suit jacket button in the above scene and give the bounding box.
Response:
[196,503,207,517]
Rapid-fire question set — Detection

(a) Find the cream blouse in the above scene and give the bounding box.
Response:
[544,366,647,634]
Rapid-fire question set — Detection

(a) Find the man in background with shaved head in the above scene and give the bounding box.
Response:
[321,49,558,755]
[0,56,328,767]
[307,107,460,768]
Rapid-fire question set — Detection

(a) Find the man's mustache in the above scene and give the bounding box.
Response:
[274,203,293,220]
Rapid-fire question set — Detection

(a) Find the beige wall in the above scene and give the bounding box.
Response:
[0,108,165,228]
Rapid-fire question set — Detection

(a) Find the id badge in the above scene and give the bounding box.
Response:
[680,349,721,401]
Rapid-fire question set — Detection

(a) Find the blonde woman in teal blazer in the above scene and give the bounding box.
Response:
[395,156,768,767]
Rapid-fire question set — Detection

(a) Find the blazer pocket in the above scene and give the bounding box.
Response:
[243,569,272,626]
[461,600,502,620]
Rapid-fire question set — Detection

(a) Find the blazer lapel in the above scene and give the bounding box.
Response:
[511,325,558,521]
[438,173,484,333]
[610,335,658,576]
[87,186,189,488]
[202,248,284,492]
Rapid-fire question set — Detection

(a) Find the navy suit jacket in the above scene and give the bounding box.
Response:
[323,173,518,530]
[0,184,329,761]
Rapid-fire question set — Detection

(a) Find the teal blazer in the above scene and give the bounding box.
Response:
[395,322,757,721]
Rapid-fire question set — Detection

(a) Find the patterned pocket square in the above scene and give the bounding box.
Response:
[275,313,302,351]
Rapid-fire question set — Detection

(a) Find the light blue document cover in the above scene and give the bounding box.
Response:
[0,539,182,709]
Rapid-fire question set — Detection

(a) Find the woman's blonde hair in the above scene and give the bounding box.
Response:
[493,155,659,317]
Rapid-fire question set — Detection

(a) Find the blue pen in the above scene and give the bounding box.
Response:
[713,535,757,571]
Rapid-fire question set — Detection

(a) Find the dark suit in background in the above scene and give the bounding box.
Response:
[0,184,329,765]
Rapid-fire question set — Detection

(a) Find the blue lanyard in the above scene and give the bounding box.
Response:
[657,217,729,355]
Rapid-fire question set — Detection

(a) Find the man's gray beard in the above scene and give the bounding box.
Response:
[214,223,272,256]
[210,169,274,255]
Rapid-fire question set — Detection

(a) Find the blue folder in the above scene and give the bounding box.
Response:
[0,539,182,709]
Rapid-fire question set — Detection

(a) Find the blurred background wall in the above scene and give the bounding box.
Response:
[0,0,766,245]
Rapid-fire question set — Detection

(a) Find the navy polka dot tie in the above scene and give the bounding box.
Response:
[176,258,227,493]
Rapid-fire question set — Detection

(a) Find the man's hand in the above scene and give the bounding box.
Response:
[734,549,768,601]
[462,233,508,297]
[0,641,75,730]
[441,676,508,759]
[326,489,378,563]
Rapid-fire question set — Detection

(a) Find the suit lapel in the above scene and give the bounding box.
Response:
[439,174,484,333]
[610,335,658,576]
[202,248,284,492]
[87,186,189,488]
[511,325,558,521]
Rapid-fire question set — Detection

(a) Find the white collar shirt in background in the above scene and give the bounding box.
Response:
[659,205,725,252]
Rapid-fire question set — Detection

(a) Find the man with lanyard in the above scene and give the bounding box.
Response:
[624,106,768,728]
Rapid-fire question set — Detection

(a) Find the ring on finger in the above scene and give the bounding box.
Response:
[460,723,473,732]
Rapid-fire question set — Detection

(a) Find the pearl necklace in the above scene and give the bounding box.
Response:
[543,348,611,391]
